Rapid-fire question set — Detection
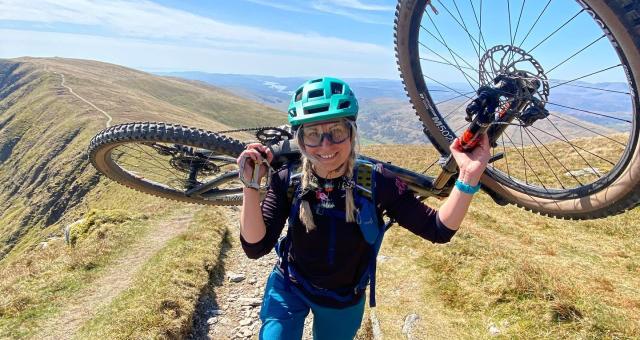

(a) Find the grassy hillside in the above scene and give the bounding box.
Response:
[0,57,286,259]
[0,57,285,337]
[360,144,639,339]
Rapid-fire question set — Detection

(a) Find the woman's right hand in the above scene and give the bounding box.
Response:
[237,143,274,185]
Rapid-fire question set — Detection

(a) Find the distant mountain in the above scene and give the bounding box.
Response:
[160,72,632,143]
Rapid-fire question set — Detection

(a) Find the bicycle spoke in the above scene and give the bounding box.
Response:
[549,64,623,89]
[505,0,527,66]
[116,160,185,188]
[528,9,585,53]
[437,0,484,59]
[115,150,177,178]
[524,126,585,187]
[518,0,552,48]
[502,132,550,191]
[521,126,572,188]
[512,0,526,44]
[419,24,480,76]
[420,57,477,72]
[468,0,489,56]
[528,124,617,166]
[424,74,475,99]
[546,101,631,123]
[422,157,440,174]
[436,90,476,106]
[444,97,474,120]
[550,82,631,95]
[121,144,184,180]
[546,118,607,176]
[546,35,606,74]
[507,0,514,54]
[425,11,480,88]
[501,135,511,179]
[519,125,527,184]
[546,113,628,147]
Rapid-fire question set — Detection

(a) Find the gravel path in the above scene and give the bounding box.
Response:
[190,206,314,339]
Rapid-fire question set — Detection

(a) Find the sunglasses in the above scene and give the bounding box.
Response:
[301,123,351,147]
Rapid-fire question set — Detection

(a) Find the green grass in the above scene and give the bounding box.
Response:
[74,207,230,339]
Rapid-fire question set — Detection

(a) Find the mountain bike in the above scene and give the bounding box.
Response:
[88,0,640,220]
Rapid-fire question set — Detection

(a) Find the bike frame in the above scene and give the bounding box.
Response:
[186,82,530,204]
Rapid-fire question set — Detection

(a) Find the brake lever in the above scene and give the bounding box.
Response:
[238,150,274,191]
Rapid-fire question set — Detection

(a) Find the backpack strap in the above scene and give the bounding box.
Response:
[278,159,391,307]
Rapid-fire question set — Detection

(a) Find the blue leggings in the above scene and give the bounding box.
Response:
[259,269,365,340]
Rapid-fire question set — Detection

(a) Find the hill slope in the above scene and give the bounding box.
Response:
[0,57,286,259]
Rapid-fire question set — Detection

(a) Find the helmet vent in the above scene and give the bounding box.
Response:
[331,82,343,94]
[295,89,303,101]
[338,100,351,109]
[306,105,329,114]
[308,89,324,98]
[288,108,297,117]
[310,78,323,83]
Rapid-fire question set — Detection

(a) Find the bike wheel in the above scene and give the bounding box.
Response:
[395,0,640,219]
[88,122,247,205]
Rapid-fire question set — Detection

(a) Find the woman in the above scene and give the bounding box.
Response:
[237,77,490,339]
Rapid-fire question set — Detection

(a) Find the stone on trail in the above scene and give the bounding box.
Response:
[488,323,501,336]
[210,309,224,316]
[402,313,420,338]
[228,272,246,283]
[239,297,262,307]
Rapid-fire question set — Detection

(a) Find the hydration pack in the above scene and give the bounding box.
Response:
[277,159,392,307]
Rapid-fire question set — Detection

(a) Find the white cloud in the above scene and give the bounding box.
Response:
[240,0,393,24]
[321,0,393,11]
[0,29,398,79]
[311,2,391,25]
[244,0,311,13]
[0,0,387,56]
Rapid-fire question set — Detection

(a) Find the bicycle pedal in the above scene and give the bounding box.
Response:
[489,152,504,163]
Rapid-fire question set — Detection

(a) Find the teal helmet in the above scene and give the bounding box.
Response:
[287,77,358,128]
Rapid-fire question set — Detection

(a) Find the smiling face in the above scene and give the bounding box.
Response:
[299,119,354,178]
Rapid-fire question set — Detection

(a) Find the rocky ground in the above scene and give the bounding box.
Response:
[190,206,315,339]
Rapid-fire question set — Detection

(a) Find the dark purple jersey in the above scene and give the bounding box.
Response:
[241,164,457,306]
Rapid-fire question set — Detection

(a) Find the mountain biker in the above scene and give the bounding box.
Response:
[237,77,491,339]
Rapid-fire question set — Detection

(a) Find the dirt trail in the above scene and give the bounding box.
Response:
[54,71,113,127]
[191,206,316,339]
[38,210,197,340]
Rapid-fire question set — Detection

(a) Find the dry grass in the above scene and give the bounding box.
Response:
[362,143,640,339]
[74,207,230,339]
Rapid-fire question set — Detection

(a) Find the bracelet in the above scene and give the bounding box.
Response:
[455,179,481,195]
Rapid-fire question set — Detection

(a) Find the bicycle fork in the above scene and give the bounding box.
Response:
[432,81,536,193]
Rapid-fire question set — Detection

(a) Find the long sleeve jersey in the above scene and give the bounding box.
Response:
[241,164,457,306]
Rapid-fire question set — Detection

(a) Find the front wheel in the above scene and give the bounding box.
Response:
[396,0,640,219]
[88,122,247,206]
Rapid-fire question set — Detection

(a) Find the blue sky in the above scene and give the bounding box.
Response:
[0,0,627,82]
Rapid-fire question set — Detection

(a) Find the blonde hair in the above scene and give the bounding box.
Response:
[295,120,359,233]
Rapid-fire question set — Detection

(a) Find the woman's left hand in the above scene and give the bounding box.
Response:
[449,133,491,185]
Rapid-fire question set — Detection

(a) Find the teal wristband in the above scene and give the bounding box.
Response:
[455,179,481,194]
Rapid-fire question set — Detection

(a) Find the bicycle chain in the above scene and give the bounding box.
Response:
[215,126,281,134]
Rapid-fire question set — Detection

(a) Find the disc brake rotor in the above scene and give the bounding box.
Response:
[479,45,550,104]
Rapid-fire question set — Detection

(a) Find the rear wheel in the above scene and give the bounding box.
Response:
[88,122,246,206]
[395,0,640,218]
